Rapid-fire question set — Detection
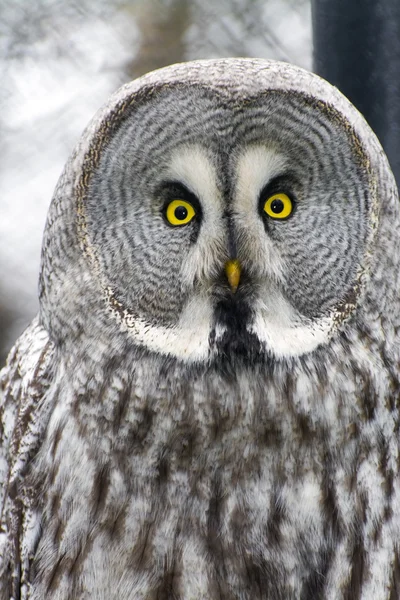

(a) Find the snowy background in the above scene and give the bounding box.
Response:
[0,0,312,363]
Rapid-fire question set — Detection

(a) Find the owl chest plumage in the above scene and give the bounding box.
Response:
[26,347,400,600]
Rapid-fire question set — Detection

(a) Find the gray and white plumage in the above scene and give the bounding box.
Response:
[1,57,400,599]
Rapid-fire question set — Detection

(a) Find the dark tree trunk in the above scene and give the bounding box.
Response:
[312,0,400,189]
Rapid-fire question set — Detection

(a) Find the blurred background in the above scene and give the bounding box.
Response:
[0,0,312,363]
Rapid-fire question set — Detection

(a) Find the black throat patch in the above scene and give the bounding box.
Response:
[210,287,269,372]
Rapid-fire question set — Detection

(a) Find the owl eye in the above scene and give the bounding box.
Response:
[263,193,293,220]
[165,199,196,226]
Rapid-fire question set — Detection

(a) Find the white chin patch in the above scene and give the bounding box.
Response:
[108,282,331,362]
[250,290,332,358]
[113,297,331,363]
[107,287,213,362]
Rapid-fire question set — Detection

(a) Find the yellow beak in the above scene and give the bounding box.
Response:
[225,259,241,293]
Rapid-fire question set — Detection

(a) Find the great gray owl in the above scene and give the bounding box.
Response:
[1,57,400,600]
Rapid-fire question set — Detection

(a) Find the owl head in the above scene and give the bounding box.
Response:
[39,59,400,368]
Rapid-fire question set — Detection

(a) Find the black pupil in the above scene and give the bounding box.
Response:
[271,199,284,213]
[174,205,188,220]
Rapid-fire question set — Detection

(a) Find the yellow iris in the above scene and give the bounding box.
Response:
[165,200,196,226]
[263,193,293,219]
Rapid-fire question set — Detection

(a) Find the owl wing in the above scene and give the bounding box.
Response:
[0,316,56,598]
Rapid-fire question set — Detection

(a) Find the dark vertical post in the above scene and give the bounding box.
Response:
[312,0,400,188]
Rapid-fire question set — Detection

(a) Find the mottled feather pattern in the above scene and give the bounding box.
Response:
[0,318,55,599]
[2,328,400,599]
[1,58,400,599]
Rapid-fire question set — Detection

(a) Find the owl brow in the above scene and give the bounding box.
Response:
[258,173,300,202]
[157,180,202,212]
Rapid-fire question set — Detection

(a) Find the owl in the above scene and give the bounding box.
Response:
[1,58,400,600]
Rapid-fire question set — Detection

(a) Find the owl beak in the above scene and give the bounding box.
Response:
[225,259,241,293]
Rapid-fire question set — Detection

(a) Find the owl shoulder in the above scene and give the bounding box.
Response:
[0,317,55,518]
